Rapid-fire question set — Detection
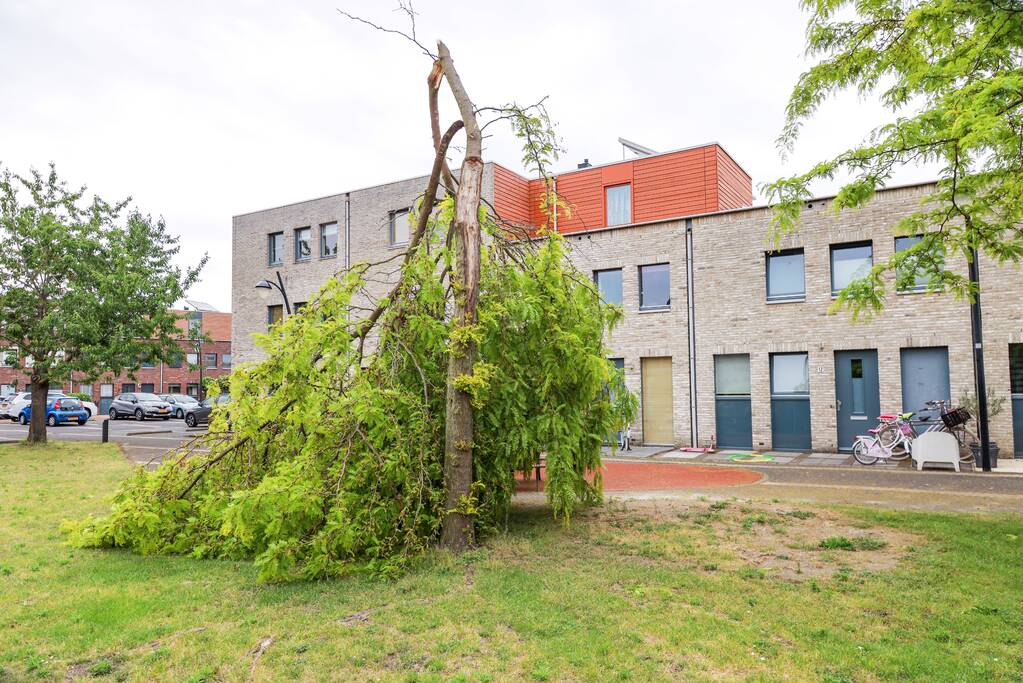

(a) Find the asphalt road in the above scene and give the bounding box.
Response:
[0,416,206,465]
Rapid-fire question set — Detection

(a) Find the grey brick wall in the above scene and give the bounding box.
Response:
[231,164,495,364]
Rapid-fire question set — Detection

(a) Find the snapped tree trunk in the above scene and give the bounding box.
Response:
[438,41,484,552]
[27,372,48,444]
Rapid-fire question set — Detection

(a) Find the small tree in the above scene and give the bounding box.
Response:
[0,164,206,442]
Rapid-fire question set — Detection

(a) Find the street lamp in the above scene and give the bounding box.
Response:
[255,271,292,315]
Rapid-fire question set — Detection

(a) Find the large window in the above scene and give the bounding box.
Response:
[140,383,155,393]
[895,235,932,292]
[167,383,181,394]
[715,355,751,396]
[186,353,199,366]
[639,263,670,310]
[295,227,312,262]
[594,268,623,306]
[222,354,232,369]
[204,353,217,368]
[771,353,809,395]
[391,209,411,245]
[320,222,338,258]
[79,383,93,397]
[830,242,873,295]
[267,305,284,329]
[766,249,805,302]
[122,383,136,393]
[605,184,631,227]
[268,232,284,265]
[167,352,182,369]
[186,383,200,397]
[0,349,15,367]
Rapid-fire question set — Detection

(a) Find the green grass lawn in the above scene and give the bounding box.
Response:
[1,443,1021,682]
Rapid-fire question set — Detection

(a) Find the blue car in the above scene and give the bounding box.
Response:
[18,397,89,427]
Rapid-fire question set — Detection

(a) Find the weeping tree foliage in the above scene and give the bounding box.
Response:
[764,0,1023,317]
[66,38,636,582]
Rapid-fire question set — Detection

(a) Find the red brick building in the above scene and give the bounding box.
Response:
[0,309,232,414]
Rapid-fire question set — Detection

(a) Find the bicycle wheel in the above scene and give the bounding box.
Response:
[875,423,900,449]
[956,425,979,463]
[853,440,879,465]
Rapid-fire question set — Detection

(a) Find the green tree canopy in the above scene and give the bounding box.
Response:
[764,0,1023,315]
[0,164,206,441]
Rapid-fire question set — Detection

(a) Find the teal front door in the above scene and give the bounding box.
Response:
[835,350,880,451]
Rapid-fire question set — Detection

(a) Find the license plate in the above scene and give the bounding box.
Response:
[159,408,168,413]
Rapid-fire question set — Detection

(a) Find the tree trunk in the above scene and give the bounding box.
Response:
[438,41,484,552]
[27,372,49,444]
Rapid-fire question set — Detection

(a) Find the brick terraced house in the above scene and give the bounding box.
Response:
[232,142,1023,457]
[0,308,232,415]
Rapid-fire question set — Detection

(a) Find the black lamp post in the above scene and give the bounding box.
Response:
[255,271,292,315]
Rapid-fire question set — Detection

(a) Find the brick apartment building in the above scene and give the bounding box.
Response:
[232,142,1023,458]
[0,307,232,415]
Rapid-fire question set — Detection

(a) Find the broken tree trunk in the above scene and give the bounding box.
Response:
[437,40,484,552]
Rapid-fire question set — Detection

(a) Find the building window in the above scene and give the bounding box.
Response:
[295,226,312,262]
[770,353,809,395]
[222,354,232,369]
[766,249,805,302]
[204,353,217,368]
[895,235,933,292]
[267,304,284,329]
[293,301,307,313]
[186,383,200,397]
[830,242,873,295]
[390,209,410,245]
[1011,345,1023,395]
[168,383,181,394]
[100,384,114,398]
[187,312,202,337]
[186,353,199,366]
[79,383,93,397]
[0,384,14,397]
[140,357,155,369]
[167,352,182,369]
[715,354,751,396]
[268,232,284,265]
[0,348,15,367]
[320,222,338,258]
[639,263,670,310]
[122,383,136,393]
[141,383,155,393]
[605,184,631,227]
[593,268,623,306]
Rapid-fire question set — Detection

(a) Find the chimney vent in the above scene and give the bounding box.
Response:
[577,158,591,169]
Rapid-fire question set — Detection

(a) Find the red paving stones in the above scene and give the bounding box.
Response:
[516,461,763,492]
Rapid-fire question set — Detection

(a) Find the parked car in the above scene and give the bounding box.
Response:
[107,392,172,421]
[3,392,32,420]
[53,393,99,419]
[184,394,231,427]
[18,397,89,426]
[161,393,200,419]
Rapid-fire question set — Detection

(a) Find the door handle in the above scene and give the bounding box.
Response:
[837,399,842,411]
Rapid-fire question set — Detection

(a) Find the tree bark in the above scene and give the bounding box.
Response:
[27,371,48,444]
[438,41,484,552]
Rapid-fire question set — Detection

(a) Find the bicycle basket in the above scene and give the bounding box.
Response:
[941,407,971,429]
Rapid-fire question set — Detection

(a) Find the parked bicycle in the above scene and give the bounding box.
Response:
[859,400,978,466]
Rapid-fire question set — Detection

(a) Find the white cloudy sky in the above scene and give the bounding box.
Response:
[0,0,936,311]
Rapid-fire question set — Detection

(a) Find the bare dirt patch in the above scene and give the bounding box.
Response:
[572,498,923,581]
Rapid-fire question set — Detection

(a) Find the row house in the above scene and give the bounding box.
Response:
[232,142,1023,458]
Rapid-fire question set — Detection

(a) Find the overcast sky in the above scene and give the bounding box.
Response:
[0,0,937,311]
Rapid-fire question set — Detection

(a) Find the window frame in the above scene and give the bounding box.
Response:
[121,383,136,394]
[770,352,810,397]
[765,248,806,303]
[204,353,217,369]
[320,222,339,259]
[638,263,671,311]
[714,354,752,397]
[222,354,232,369]
[294,226,312,262]
[390,209,411,246]
[605,183,632,227]
[167,383,181,394]
[267,231,284,266]
[593,268,624,306]
[829,241,873,297]
[267,304,284,329]
[894,235,932,293]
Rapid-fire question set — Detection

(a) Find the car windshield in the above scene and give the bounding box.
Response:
[135,393,161,401]
[174,394,197,402]
[56,398,81,408]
